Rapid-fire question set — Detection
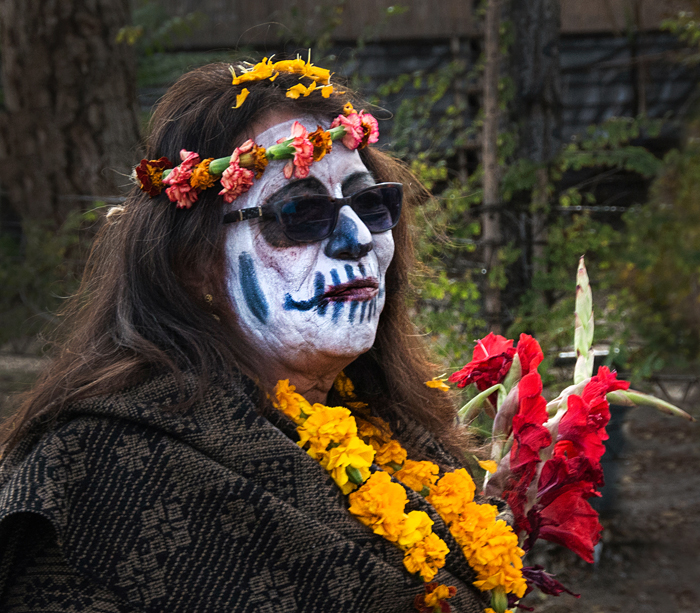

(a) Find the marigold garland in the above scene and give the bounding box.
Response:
[272,376,528,612]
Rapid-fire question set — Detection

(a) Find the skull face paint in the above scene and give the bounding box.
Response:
[225,116,395,383]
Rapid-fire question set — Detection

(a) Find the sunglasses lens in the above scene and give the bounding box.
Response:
[277,184,403,242]
[280,197,335,242]
[354,184,402,232]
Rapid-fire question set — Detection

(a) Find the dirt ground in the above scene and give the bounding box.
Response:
[1,354,698,612]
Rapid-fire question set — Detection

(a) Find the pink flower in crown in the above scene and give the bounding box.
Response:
[163,149,200,209]
[278,121,314,179]
[330,112,364,150]
[219,139,255,203]
[358,111,379,148]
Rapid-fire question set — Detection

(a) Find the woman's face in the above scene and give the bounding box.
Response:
[224,116,395,378]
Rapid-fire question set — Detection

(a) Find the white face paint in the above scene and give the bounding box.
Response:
[224,116,396,385]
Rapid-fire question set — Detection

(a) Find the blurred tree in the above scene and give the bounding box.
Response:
[0,0,142,226]
[509,0,561,290]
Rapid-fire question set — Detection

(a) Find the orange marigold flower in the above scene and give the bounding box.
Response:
[135,156,172,197]
[249,143,268,179]
[394,460,439,493]
[397,510,433,549]
[403,532,449,582]
[189,158,216,190]
[308,126,333,162]
[326,436,374,494]
[415,582,457,612]
[375,439,407,470]
[343,102,355,116]
[427,468,476,524]
[348,471,407,542]
[296,406,356,459]
[272,379,312,425]
[449,501,498,550]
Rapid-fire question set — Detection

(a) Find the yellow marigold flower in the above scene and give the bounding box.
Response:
[427,468,476,524]
[343,102,355,116]
[273,379,312,425]
[189,158,216,190]
[348,471,407,542]
[233,88,249,109]
[272,58,308,76]
[425,584,456,608]
[250,143,268,179]
[449,501,498,550]
[478,459,498,474]
[397,510,433,549]
[230,58,277,84]
[304,64,331,84]
[297,406,356,459]
[425,378,450,392]
[375,439,407,470]
[403,532,448,582]
[286,81,317,99]
[461,517,527,599]
[333,370,356,399]
[394,460,439,493]
[325,436,374,494]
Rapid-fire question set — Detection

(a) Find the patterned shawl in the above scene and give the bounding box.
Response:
[0,372,488,612]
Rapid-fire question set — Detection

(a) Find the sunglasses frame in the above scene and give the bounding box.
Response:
[222,182,403,243]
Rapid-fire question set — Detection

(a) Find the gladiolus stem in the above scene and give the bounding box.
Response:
[457,383,505,421]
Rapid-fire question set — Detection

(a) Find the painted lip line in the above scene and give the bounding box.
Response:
[323,278,379,302]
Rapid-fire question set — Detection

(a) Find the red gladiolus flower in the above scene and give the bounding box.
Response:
[516,333,544,376]
[448,332,516,390]
[527,484,602,563]
[503,370,552,534]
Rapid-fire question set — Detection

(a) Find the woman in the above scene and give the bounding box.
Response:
[0,61,496,612]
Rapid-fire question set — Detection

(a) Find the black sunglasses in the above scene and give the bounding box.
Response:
[222,182,403,243]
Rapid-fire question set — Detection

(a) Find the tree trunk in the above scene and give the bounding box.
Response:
[0,0,142,226]
[510,0,562,288]
[482,0,502,333]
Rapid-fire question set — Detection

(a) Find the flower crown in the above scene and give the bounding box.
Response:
[134,57,379,210]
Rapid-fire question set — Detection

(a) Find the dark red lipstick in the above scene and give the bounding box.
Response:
[323,278,379,302]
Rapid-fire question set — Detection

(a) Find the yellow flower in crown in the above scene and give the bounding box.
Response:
[394,460,440,493]
[273,379,313,425]
[296,406,356,459]
[403,532,449,582]
[427,468,476,525]
[348,471,407,542]
[374,439,407,470]
[325,437,375,494]
[230,57,277,85]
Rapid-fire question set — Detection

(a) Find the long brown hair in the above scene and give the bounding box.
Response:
[1,62,468,459]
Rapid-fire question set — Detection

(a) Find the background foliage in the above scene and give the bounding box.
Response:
[1,1,698,388]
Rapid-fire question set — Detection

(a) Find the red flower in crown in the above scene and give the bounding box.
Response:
[135,156,173,197]
[279,121,314,179]
[163,149,200,209]
[358,111,379,148]
[448,332,516,391]
[331,111,364,150]
[219,139,255,203]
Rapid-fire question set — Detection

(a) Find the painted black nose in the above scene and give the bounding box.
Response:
[324,209,373,260]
